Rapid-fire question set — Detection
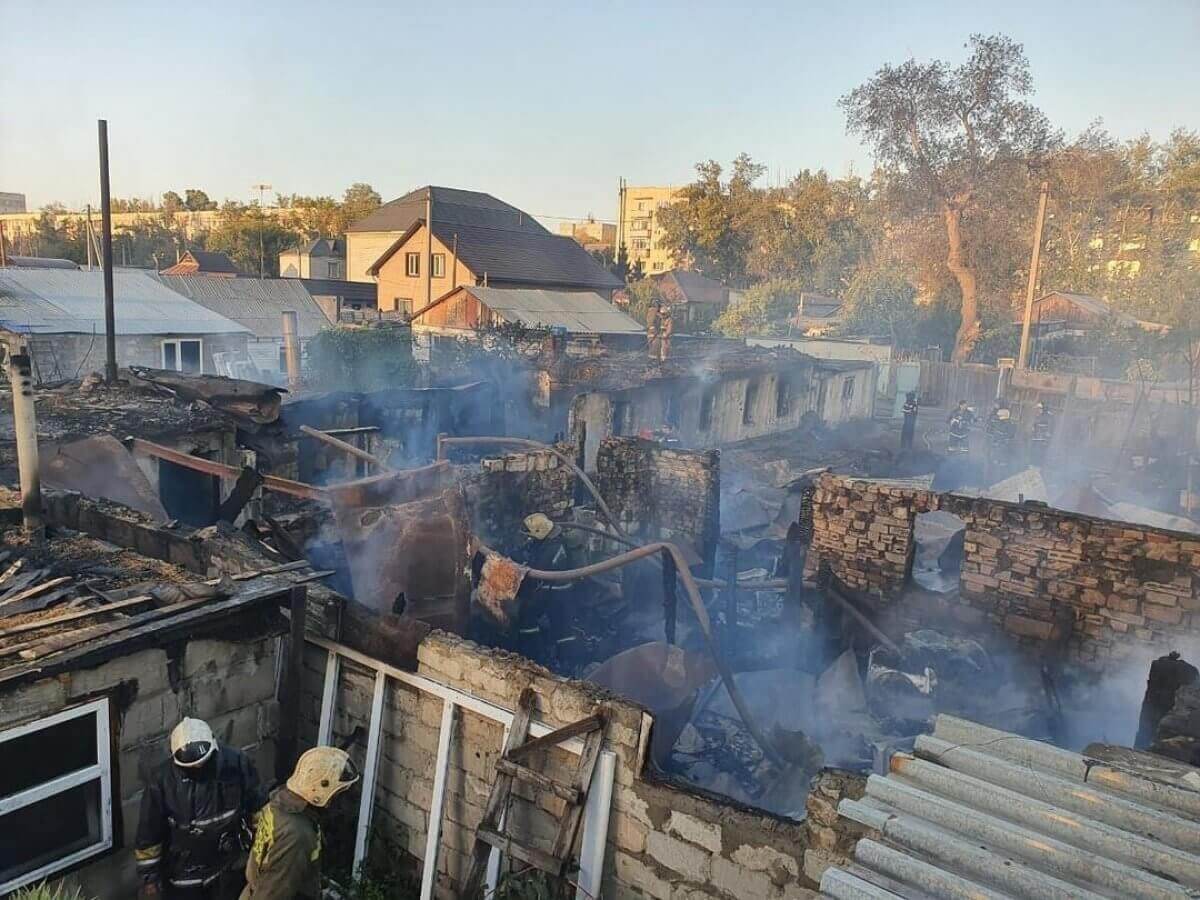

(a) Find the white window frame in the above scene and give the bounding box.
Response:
[0,698,113,894]
[161,338,204,375]
[431,253,445,279]
[405,252,420,277]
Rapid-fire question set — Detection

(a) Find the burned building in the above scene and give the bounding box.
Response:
[555,344,877,470]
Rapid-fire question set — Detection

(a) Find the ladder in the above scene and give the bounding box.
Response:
[463,687,607,898]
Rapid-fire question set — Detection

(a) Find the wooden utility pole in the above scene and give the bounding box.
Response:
[1018,181,1051,370]
[98,120,118,384]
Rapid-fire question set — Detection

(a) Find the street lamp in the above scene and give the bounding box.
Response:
[252,183,272,277]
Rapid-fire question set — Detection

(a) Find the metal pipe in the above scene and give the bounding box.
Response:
[299,424,391,472]
[6,347,42,535]
[478,538,785,766]
[98,120,117,384]
[281,311,301,392]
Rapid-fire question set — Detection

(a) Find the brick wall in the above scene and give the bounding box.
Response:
[809,474,1200,665]
[595,437,721,569]
[807,475,935,596]
[299,631,818,899]
[5,633,280,900]
[463,448,575,555]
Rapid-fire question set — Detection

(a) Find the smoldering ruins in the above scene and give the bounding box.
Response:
[2,325,1200,900]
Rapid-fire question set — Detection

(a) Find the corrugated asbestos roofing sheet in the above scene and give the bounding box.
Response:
[466,286,644,335]
[153,274,331,339]
[819,714,1200,899]
[0,269,250,336]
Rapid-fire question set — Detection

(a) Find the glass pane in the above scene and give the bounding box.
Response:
[180,341,202,374]
[163,343,178,371]
[0,780,103,884]
[0,711,97,797]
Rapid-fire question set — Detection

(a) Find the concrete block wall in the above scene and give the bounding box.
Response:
[809,474,1200,664]
[595,438,721,569]
[299,631,818,898]
[3,634,280,900]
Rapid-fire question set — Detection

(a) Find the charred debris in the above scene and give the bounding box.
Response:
[0,339,1197,825]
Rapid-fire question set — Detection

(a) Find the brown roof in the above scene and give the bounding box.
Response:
[651,269,730,306]
[160,250,242,276]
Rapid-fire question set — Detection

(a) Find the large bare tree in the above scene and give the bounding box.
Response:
[842,35,1057,361]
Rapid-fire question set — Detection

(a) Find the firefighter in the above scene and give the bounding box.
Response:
[136,718,266,900]
[987,405,1016,469]
[900,391,919,450]
[1030,401,1053,463]
[946,400,972,454]
[645,302,661,360]
[659,305,674,361]
[240,747,360,900]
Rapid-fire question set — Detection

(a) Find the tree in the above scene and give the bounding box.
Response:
[656,154,765,284]
[341,183,382,228]
[712,278,803,337]
[183,189,217,211]
[842,34,1059,361]
[162,191,184,212]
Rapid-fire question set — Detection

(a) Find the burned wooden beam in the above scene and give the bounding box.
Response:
[217,466,264,523]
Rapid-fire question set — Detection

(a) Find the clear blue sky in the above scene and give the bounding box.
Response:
[1,0,1196,226]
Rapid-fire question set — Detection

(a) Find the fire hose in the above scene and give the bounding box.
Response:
[476,537,787,767]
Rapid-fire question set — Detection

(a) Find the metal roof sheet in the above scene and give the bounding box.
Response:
[0,269,250,336]
[153,274,331,339]
[466,287,644,334]
[819,714,1200,899]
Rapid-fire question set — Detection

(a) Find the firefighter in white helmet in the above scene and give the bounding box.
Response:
[240,746,360,900]
[136,718,265,899]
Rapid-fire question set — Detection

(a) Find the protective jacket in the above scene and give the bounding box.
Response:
[136,745,265,894]
[240,788,322,900]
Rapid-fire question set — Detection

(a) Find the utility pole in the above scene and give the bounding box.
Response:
[252,183,272,277]
[85,205,94,270]
[98,120,118,384]
[1018,180,1051,370]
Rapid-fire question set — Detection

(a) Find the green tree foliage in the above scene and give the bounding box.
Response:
[205,202,298,276]
[341,182,383,225]
[306,324,416,392]
[183,189,217,211]
[838,267,960,353]
[841,34,1059,361]
[713,278,804,336]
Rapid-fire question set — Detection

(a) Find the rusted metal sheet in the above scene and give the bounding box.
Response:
[323,460,453,509]
[128,368,284,424]
[474,552,527,629]
[41,434,169,520]
[330,484,472,632]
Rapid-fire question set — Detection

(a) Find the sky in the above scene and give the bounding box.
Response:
[1,0,1197,227]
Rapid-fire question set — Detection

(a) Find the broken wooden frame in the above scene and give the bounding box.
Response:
[129,438,327,501]
[309,636,616,900]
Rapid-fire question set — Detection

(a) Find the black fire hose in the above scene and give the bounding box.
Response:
[477,538,786,767]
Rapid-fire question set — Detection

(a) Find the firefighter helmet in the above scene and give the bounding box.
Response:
[171,717,217,768]
[287,747,360,808]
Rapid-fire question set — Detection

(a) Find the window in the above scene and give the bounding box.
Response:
[162,339,203,374]
[394,297,414,316]
[743,379,760,425]
[432,253,446,278]
[842,377,856,401]
[699,387,716,432]
[0,699,113,893]
[326,261,340,278]
[776,377,792,418]
[664,392,681,430]
[405,252,420,277]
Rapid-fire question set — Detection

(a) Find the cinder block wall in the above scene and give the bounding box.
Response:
[6,635,280,900]
[463,448,575,554]
[299,631,816,899]
[809,474,1200,664]
[595,437,721,570]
